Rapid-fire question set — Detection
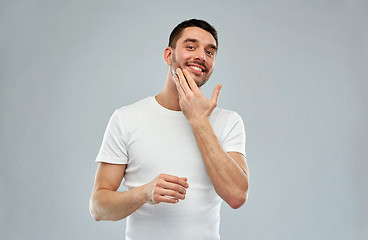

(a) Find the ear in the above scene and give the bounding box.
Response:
[163,47,172,66]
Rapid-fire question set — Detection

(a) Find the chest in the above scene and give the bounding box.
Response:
[123,116,211,187]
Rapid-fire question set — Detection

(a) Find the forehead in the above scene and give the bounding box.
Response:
[177,27,217,47]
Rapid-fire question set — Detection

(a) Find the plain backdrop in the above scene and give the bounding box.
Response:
[1,0,367,239]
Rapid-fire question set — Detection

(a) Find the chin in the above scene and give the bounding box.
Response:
[197,78,209,87]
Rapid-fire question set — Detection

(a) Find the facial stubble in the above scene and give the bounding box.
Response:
[170,52,211,88]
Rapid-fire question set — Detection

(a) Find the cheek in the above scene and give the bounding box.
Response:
[207,61,215,71]
[178,50,192,61]
[172,52,184,65]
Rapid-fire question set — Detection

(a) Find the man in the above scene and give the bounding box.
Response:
[89,19,249,239]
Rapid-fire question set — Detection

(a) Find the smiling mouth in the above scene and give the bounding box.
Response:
[187,65,205,75]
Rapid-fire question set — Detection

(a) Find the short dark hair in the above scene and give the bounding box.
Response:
[168,19,218,49]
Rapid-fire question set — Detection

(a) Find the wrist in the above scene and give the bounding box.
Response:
[136,184,151,204]
[189,117,210,130]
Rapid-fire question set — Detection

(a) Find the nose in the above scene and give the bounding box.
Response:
[194,48,206,62]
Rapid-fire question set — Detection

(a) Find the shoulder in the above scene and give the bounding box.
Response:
[113,96,153,118]
[211,107,243,123]
[116,96,152,113]
[110,96,155,128]
[210,107,246,149]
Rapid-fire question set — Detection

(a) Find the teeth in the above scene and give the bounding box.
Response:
[190,66,203,72]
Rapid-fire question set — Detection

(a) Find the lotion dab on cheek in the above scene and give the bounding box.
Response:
[171,67,181,79]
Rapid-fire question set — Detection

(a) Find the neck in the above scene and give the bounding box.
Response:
[155,69,181,111]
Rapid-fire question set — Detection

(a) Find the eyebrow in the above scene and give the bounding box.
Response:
[183,38,218,51]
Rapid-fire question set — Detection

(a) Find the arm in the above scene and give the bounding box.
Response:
[89,162,189,221]
[191,120,249,209]
[173,68,249,209]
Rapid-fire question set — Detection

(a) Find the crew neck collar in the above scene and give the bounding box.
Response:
[150,96,184,117]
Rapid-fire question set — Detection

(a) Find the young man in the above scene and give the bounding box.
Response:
[90,19,249,239]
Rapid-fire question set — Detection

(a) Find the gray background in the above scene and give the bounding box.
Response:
[1,0,367,239]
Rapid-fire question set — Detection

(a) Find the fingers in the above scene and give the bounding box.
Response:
[173,71,185,98]
[180,177,188,182]
[211,84,222,105]
[154,195,180,204]
[157,180,187,195]
[154,188,185,201]
[181,68,199,92]
[173,67,222,121]
[152,174,189,204]
[176,68,192,94]
[160,174,189,188]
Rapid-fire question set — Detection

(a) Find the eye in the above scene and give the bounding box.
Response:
[206,50,214,56]
[187,46,195,50]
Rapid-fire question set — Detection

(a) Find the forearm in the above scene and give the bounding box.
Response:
[191,118,249,208]
[173,68,248,207]
[90,184,147,221]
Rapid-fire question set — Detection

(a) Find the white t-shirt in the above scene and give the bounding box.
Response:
[96,96,246,240]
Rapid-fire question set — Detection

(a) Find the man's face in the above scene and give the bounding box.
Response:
[170,27,217,87]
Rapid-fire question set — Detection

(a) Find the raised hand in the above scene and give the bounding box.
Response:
[173,68,222,125]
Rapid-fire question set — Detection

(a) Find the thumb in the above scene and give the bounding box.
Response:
[211,84,222,105]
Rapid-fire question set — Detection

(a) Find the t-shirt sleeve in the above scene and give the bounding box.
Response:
[222,112,246,157]
[95,110,128,164]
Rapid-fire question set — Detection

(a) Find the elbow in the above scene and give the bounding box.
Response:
[90,209,101,222]
[89,197,102,221]
[89,194,126,222]
[92,214,101,222]
[227,191,248,209]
